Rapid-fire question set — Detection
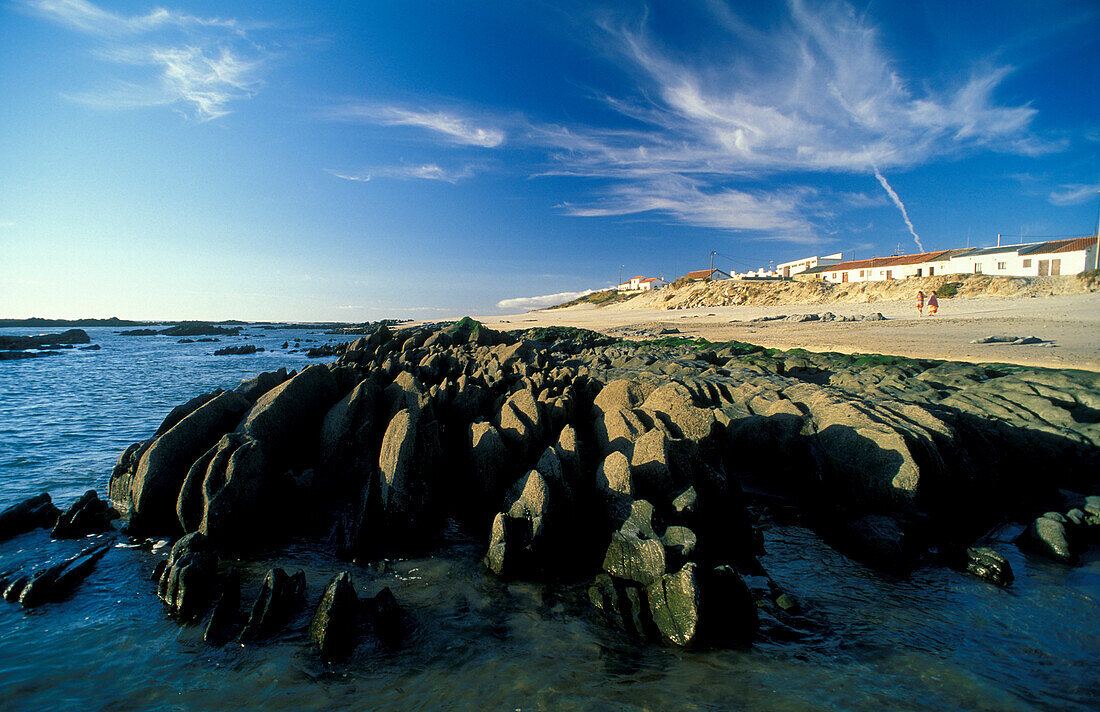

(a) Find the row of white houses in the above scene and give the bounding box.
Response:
[792,237,1097,284]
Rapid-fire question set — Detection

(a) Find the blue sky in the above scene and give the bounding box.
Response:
[1,0,1097,321]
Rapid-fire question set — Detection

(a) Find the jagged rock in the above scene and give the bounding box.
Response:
[0,493,60,541]
[486,469,550,576]
[466,422,511,516]
[362,586,404,647]
[964,547,1014,586]
[204,568,241,645]
[593,407,647,458]
[242,568,307,639]
[319,377,383,485]
[158,532,218,620]
[588,573,655,639]
[602,500,666,586]
[239,364,341,457]
[661,525,697,569]
[835,515,917,571]
[3,575,29,602]
[233,368,290,402]
[377,408,443,548]
[51,490,116,538]
[127,390,252,535]
[309,571,359,660]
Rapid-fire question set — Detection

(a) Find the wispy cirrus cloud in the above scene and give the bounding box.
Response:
[327,105,505,147]
[1048,183,1099,206]
[327,163,478,184]
[24,0,269,120]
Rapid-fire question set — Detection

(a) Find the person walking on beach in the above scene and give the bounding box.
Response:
[928,291,939,316]
[916,290,925,316]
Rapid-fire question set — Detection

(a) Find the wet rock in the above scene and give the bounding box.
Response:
[486,469,550,576]
[661,525,697,570]
[602,500,666,586]
[588,573,655,639]
[1020,514,1075,564]
[0,493,60,542]
[241,568,307,639]
[362,586,404,647]
[214,345,263,356]
[3,576,29,602]
[51,490,116,539]
[309,571,359,660]
[835,515,915,571]
[19,541,112,608]
[964,547,1014,586]
[158,532,218,621]
[204,568,241,645]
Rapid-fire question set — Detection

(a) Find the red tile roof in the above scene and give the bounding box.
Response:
[681,269,730,280]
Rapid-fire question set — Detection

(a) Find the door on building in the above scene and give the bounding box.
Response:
[1052,259,1061,276]
[974,263,982,274]
[841,272,848,282]
[929,266,935,276]
[885,270,892,279]
[783,266,790,278]
[915,268,923,277]
[1038,260,1049,276]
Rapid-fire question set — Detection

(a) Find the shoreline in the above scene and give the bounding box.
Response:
[477,292,1100,372]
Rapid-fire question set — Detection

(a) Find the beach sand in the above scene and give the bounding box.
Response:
[478,292,1100,372]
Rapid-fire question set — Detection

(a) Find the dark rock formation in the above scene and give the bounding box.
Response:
[158,533,218,621]
[204,568,241,645]
[51,490,117,539]
[15,541,112,608]
[0,493,60,541]
[214,345,263,356]
[0,329,91,350]
[241,568,306,640]
[308,571,359,660]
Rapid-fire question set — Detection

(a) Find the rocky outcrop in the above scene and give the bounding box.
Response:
[0,493,60,541]
[68,317,1098,656]
[51,490,117,538]
[0,329,91,350]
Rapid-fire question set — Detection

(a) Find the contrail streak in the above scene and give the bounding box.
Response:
[873,167,924,253]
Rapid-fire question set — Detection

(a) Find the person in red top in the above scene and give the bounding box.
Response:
[916,290,925,316]
[928,291,939,316]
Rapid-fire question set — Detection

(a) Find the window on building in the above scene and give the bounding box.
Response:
[997,261,1006,270]
[974,263,982,274]
[1022,259,1031,268]
[859,270,864,277]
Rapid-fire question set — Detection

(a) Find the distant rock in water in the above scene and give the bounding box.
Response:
[120,324,243,337]
[213,345,263,356]
[0,493,60,541]
[0,329,91,351]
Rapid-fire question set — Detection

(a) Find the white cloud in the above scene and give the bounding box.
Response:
[559,174,817,239]
[496,290,595,310]
[516,0,1052,242]
[1048,184,1100,206]
[329,105,505,147]
[327,164,476,184]
[26,0,267,120]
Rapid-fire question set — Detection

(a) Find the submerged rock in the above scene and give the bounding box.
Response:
[241,568,307,640]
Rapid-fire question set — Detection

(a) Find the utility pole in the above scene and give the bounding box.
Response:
[617,265,623,292]
[997,233,1001,247]
[709,250,717,272]
[1095,191,1100,271]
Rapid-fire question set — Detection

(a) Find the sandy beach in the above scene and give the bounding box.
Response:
[479,292,1100,372]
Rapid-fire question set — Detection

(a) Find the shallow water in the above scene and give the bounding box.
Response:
[0,327,1097,711]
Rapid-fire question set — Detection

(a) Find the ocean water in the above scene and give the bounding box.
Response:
[0,327,1097,711]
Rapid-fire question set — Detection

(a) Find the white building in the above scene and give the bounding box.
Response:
[796,237,1097,284]
[618,275,668,291]
[777,252,844,279]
